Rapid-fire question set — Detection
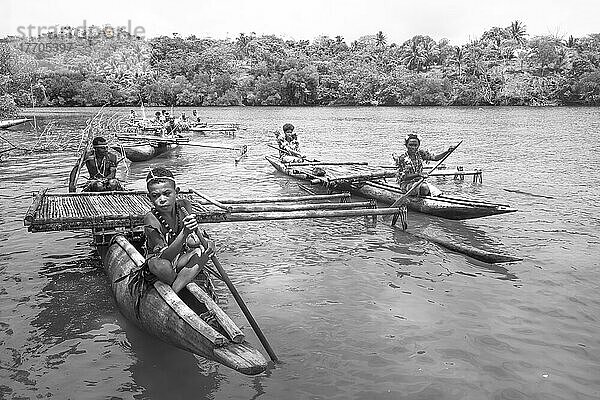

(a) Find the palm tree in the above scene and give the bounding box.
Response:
[452,46,465,78]
[402,38,426,71]
[376,31,386,47]
[509,20,527,47]
[236,33,252,57]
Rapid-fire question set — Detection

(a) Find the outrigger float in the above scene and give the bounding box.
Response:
[0,118,30,129]
[23,189,401,374]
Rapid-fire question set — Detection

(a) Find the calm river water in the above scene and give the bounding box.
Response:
[1,106,599,399]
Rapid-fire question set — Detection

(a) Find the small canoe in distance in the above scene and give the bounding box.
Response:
[122,142,177,162]
[100,235,268,375]
[265,156,516,220]
[0,118,30,129]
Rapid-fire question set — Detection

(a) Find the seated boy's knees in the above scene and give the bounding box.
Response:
[147,258,171,274]
[186,234,202,248]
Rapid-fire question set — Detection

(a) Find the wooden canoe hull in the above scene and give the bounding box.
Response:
[99,235,268,375]
[348,182,516,220]
[0,118,30,129]
[266,156,516,220]
[123,143,176,162]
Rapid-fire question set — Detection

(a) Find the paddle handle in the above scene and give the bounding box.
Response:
[179,206,279,363]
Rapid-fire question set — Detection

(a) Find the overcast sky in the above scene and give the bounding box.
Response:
[3,0,599,45]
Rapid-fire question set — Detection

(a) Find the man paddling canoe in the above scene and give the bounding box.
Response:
[393,133,456,196]
[275,123,304,163]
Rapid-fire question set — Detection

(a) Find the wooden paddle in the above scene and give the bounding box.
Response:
[179,206,279,363]
[390,140,463,226]
[68,138,92,192]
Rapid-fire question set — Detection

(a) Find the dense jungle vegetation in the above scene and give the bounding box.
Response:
[1,21,599,116]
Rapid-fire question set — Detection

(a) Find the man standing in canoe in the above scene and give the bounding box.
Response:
[393,133,456,196]
[83,137,123,192]
[143,167,216,293]
[275,123,304,163]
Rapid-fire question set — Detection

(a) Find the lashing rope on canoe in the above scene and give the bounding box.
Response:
[112,238,157,317]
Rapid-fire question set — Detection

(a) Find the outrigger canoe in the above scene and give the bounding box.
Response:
[48,146,268,374]
[0,118,30,129]
[266,156,516,220]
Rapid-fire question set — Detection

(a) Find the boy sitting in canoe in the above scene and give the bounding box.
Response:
[83,137,123,192]
[144,167,216,293]
[393,133,455,196]
[275,123,304,163]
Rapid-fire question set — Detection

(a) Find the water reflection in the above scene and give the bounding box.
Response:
[124,321,222,399]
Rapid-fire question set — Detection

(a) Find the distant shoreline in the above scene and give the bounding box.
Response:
[16,103,592,115]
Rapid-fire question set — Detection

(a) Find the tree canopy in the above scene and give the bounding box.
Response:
[1,20,599,115]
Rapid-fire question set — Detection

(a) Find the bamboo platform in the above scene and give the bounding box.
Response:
[24,190,402,233]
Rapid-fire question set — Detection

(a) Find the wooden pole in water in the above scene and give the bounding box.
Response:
[403,228,523,264]
[194,208,401,223]
[230,201,374,213]
[213,193,351,204]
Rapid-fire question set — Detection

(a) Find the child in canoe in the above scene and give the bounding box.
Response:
[144,167,215,293]
[275,123,304,163]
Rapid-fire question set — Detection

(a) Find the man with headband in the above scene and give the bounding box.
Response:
[83,137,123,192]
[143,167,215,293]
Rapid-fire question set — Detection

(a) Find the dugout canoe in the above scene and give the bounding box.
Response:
[122,142,177,162]
[64,143,267,374]
[98,234,268,375]
[0,118,30,129]
[266,156,516,220]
